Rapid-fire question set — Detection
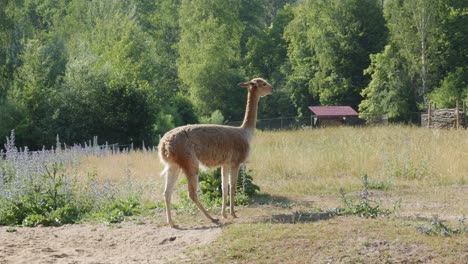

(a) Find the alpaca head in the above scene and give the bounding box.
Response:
[239,78,273,97]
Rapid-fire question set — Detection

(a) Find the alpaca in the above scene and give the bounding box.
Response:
[158,78,272,227]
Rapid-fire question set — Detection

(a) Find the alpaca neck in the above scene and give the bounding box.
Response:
[240,90,260,129]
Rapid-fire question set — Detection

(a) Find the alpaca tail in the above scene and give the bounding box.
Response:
[160,163,169,177]
[158,140,170,177]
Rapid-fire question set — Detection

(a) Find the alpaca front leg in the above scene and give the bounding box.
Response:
[229,165,240,218]
[221,166,230,219]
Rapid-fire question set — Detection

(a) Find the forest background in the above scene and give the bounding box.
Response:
[0,0,466,148]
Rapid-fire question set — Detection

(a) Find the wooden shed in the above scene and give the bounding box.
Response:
[308,106,359,127]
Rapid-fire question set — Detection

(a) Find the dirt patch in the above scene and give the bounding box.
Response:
[0,221,222,264]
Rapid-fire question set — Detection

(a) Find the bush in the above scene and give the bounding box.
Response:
[179,165,260,207]
[0,131,145,226]
[0,159,84,226]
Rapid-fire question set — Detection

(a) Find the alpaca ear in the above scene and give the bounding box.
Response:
[238,81,256,88]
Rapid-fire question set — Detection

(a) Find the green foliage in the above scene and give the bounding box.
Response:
[92,197,142,224]
[0,98,24,143]
[1,0,468,145]
[285,0,387,112]
[0,162,83,226]
[153,95,198,136]
[200,110,225,125]
[0,0,181,147]
[177,0,245,119]
[359,45,416,122]
[0,135,149,226]
[22,205,81,227]
[179,166,260,208]
[429,67,468,108]
[385,0,442,100]
[244,4,296,118]
[334,175,396,218]
[198,169,223,202]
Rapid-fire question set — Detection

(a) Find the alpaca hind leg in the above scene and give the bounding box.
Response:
[186,170,219,224]
[229,165,240,218]
[221,166,230,219]
[163,164,180,228]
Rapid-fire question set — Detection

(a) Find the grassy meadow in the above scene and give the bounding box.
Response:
[75,125,467,262]
[2,125,466,262]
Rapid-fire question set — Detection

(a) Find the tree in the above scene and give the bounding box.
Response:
[177,0,245,120]
[429,0,468,107]
[429,67,468,108]
[384,0,440,104]
[244,4,296,118]
[56,0,158,145]
[0,0,24,98]
[9,34,67,146]
[359,44,416,122]
[360,0,467,123]
[284,0,387,115]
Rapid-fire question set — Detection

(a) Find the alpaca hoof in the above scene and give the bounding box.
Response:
[231,213,238,218]
[222,213,228,219]
[169,223,179,229]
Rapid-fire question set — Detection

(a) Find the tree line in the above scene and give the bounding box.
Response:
[0,0,466,148]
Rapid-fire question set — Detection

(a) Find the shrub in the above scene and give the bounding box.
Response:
[179,165,260,208]
[0,130,145,226]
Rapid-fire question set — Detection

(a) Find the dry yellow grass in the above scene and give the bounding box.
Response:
[76,151,164,201]
[75,125,468,203]
[249,126,468,198]
[78,151,163,183]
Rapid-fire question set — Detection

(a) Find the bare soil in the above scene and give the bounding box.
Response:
[0,221,222,264]
[1,185,467,264]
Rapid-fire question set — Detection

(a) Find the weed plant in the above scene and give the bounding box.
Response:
[330,175,398,218]
[0,131,148,226]
[416,215,467,236]
[178,165,260,210]
[267,175,399,222]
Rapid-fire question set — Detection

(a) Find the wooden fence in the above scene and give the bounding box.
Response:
[422,101,466,129]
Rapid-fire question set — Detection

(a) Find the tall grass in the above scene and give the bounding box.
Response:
[249,126,468,197]
[2,126,466,226]
[74,125,467,203]
[72,125,468,200]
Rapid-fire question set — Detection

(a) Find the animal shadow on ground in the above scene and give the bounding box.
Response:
[252,193,293,207]
[172,223,227,231]
[252,193,337,224]
[266,211,336,224]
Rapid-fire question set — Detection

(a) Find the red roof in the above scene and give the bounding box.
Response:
[308,106,358,117]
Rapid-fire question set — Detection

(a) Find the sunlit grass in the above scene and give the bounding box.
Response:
[196,218,467,263]
[72,125,468,206]
[67,125,467,262]
[76,151,164,202]
[70,125,468,221]
[249,126,468,198]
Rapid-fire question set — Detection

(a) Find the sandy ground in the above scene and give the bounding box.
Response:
[0,221,222,264]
